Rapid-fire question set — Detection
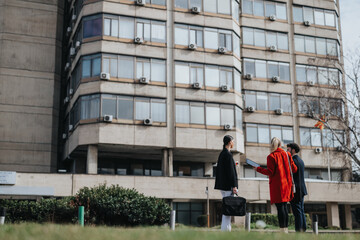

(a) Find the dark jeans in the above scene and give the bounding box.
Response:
[275,202,288,228]
[290,196,307,232]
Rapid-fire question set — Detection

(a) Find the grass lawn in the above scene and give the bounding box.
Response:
[0,224,358,240]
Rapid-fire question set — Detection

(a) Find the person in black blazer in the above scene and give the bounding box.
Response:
[287,143,308,232]
[215,135,238,231]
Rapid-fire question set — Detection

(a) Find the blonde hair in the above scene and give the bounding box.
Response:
[270,137,282,152]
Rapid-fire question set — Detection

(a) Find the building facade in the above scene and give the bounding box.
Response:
[0,0,359,229]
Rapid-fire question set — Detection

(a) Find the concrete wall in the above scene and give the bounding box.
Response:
[0,0,63,172]
[7,173,360,204]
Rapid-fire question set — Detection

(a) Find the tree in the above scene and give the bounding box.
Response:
[297,49,360,181]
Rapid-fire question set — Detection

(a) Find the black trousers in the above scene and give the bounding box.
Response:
[275,202,289,228]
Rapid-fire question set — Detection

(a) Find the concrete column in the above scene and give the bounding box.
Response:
[267,201,277,214]
[168,148,173,177]
[326,202,340,228]
[344,205,353,230]
[204,163,213,177]
[162,149,169,176]
[86,145,98,174]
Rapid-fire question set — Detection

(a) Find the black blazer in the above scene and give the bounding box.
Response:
[292,155,308,202]
[214,149,238,191]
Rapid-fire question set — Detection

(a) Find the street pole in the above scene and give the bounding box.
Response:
[206,186,209,228]
[78,206,84,227]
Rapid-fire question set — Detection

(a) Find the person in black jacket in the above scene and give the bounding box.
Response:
[215,135,238,231]
[287,143,308,232]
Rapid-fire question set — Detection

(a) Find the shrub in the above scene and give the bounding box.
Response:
[0,197,76,223]
[71,184,171,226]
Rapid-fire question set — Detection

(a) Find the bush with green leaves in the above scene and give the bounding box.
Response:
[0,197,76,223]
[0,184,171,226]
[251,213,312,228]
[71,184,171,226]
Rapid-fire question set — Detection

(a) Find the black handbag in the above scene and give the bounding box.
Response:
[222,194,246,216]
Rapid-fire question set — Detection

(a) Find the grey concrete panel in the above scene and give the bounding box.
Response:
[293,0,336,11]
[241,17,290,33]
[242,48,291,62]
[0,186,54,196]
[244,112,294,126]
[243,80,293,94]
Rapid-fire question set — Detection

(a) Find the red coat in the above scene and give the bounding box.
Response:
[256,148,298,204]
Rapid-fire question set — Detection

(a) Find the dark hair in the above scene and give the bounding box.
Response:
[287,143,300,153]
[223,135,234,149]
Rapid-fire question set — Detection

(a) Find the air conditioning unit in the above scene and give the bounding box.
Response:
[64,62,70,71]
[188,43,197,50]
[144,118,153,126]
[62,133,67,140]
[104,115,113,122]
[220,85,229,92]
[69,88,74,96]
[218,47,226,54]
[139,77,149,84]
[269,45,277,52]
[70,47,76,57]
[191,7,200,14]
[192,82,202,89]
[336,146,344,152]
[72,14,77,22]
[272,76,280,82]
[246,106,255,112]
[224,124,232,131]
[275,108,283,115]
[135,0,145,6]
[134,37,144,44]
[304,21,311,26]
[63,96,69,104]
[75,41,81,49]
[315,147,323,154]
[67,27,72,34]
[100,72,110,80]
[308,81,315,86]
[244,74,253,80]
[269,15,277,21]
[69,124,73,131]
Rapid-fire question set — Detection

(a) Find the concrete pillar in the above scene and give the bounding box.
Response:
[204,163,213,177]
[344,205,353,230]
[326,202,340,228]
[267,201,277,214]
[168,149,173,177]
[86,145,98,174]
[162,149,169,177]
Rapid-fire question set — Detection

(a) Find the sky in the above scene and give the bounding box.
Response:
[340,0,360,53]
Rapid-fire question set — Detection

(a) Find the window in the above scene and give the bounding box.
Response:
[269,93,280,111]
[219,31,232,50]
[104,17,119,37]
[243,27,254,45]
[246,124,294,144]
[189,27,203,47]
[245,91,292,113]
[151,21,166,42]
[206,104,220,125]
[118,96,133,120]
[83,15,102,39]
[151,99,166,122]
[296,65,341,86]
[175,25,189,46]
[136,19,151,41]
[173,202,204,226]
[265,2,276,17]
[120,16,134,39]
[136,58,151,80]
[82,55,101,78]
[246,124,258,142]
[218,0,231,15]
[151,59,166,82]
[204,28,219,49]
[316,38,326,55]
[232,0,240,22]
[245,91,256,108]
[176,101,190,124]
[151,0,166,5]
[242,0,286,19]
[294,6,337,27]
[190,102,205,124]
[325,11,335,27]
[304,7,314,24]
[314,10,325,26]
[305,36,315,53]
[80,94,100,119]
[119,56,134,79]
[204,0,217,13]
[293,6,303,22]
[295,35,305,52]
[135,97,150,120]
[205,66,220,87]
[219,67,233,87]
[175,0,188,8]
[102,94,117,117]
[254,0,264,16]
[242,0,253,15]
[175,63,190,84]
[220,105,234,127]
[243,27,287,50]
[256,92,268,111]
[254,29,265,47]
[234,69,241,92]
[295,35,339,56]
[243,58,290,81]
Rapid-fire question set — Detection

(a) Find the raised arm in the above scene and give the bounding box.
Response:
[256,155,276,177]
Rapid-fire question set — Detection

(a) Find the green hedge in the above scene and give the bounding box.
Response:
[0,184,171,226]
[251,213,312,228]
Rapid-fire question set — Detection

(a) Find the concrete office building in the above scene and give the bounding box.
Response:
[1,0,359,229]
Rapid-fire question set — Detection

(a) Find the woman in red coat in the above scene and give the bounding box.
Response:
[254,137,298,233]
